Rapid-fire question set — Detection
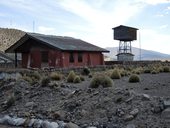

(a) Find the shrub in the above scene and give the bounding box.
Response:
[129,74,140,83]
[41,77,50,86]
[22,76,32,84]
[88,73,93,78]
[50,72,61,81]
[158,67,163,72]
[82,67,90,75]
[80,75,85,81]
[90,74,113,88]
[67,71,76,83]
[144,68,151,73]
[110,69,121,79]
[163,66,170,72]
[120,69,127,77]
[31,71,41,81]
[151,70,157,74]
[73,76,81,83]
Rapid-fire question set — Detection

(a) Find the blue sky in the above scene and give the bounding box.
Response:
[0,0,170,54]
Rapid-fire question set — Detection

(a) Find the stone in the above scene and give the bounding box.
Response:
[41,121,59,128]
[126,124,136,128]
[41,121,51,128]
[25,101,36,108]
[0,115,11,124]
[116,108,125,117]
[142,94,151,101]
[32,119,42,128]
[87,127,97,128]
[12,117,26,126]
[65,122,79,128]
[51,122,59,128]
[124,115,134,121]
[163,100,170,108]
[28,119,36,127]
[130,108,139,117]
[52,111,66,120]
[161,108,170,120]
[58,121,66,128]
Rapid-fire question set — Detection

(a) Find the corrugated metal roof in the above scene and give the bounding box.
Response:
[27,33,109,52]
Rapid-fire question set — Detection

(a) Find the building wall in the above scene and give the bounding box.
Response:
[61,52,104,68]
[22,49,104,68]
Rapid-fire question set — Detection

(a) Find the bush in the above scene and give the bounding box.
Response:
[22,76,33,84]
[88,73,93,78]
[144,68,151,73]
[80,75,85,81]
[31,71,41,81]
[163,66,170,72]
[67,71,76,83]
[90,74,113,88]
[41,77,50,86]
[120,69,128,77]
[82,67,90,75]
[151,70,157,74]
[110,69,121,79]
[73,76,81,83]
[129,74,140,83]
[50,72,61,81]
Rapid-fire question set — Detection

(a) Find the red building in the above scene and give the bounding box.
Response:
[5,33,109,68]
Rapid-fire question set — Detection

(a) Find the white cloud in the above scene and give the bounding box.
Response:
[135,29,170,54]
[137,0,170,5]
[159,25,168,29]
[168,6,170,10]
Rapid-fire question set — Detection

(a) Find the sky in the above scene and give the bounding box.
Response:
[0,0,170,54]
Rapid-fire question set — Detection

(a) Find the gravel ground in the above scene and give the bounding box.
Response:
[0,72,170,128]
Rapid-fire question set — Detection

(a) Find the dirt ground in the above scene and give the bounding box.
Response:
[0,72,170,128]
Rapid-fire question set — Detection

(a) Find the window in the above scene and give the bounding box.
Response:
[69,52,74,63]
[41,51,48,63]
[78,53,83,62]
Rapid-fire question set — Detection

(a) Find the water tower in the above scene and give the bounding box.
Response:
[112,25,138,61]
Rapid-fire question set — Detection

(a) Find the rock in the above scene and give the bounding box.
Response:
[41,121,59,128]
[142,94,151,101]
[130,108,139,117]
[12,117,26,126]
[0,115,11,124]
[163,100,170,108]
[152,105,162,113]
[58,121,66,128]
[28,119,36,127]
[41,121,51,128]
[87,127,97,128]
[51,122,59,128]
[32,119,42,128]
[116,108,125,117]
[65,122,79,128]
[126,124,136,128]
[114,96,123,103]
[125,97,134,103]
[25,101,36,108]
[161,108,170,120]
[52,111,66,120]
[124,115,134,121]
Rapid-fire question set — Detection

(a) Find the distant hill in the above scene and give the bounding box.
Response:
[0,28,25,52]
[105,47,170,61]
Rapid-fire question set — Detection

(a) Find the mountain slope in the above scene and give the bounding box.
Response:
[0,28,25,52]
[105,47,170,60]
